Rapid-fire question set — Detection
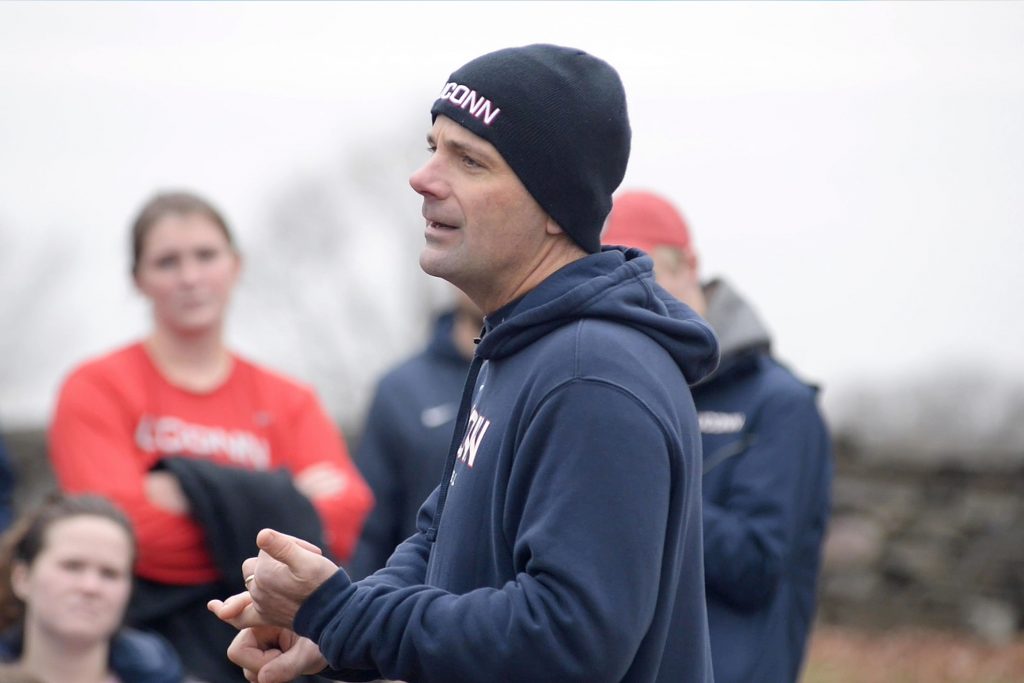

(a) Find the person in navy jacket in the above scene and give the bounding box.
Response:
[348,291,481,580]
[604,190,834,683]
[211,44,719,683]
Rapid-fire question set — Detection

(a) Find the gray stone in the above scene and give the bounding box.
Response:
[822,515,885,570]
[964,597,1018,645]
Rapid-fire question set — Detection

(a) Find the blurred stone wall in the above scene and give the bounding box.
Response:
[3,428,57,518]
[4,428,1022,642]
[820,436,1024,643]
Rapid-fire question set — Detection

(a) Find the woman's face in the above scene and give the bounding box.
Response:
[12,516,133,646]
[134,211,240,336]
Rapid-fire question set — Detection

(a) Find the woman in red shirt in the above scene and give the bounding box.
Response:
[49,191,373,683]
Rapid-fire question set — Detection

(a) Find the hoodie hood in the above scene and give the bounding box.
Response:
[478,247,719,386]
[701,278,771,363]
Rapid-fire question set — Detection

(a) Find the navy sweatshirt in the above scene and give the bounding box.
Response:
[295,248,720,683]
[691,279,833,683]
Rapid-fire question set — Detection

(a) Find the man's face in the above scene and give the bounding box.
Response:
[410,115,552,311]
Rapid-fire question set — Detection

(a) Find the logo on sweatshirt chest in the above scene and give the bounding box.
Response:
[134,415,271,469]
[456,407,492,468]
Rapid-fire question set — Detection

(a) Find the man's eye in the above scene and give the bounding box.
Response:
[461,155,481,168]
[426,145,437,154]
[155,256,177,270]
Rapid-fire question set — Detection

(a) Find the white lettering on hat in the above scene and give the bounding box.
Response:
[439,81,501,126]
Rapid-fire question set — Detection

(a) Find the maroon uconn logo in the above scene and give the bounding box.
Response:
[439,82,502,125]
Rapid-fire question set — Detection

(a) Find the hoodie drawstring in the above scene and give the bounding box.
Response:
[426,354,484,543]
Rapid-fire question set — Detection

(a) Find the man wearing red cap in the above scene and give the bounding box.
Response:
[604,190,833,683]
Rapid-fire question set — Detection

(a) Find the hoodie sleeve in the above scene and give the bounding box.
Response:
[294,381,675,683]
[702,383,830,610]
[309,487,443,681]
[355,486,438,590]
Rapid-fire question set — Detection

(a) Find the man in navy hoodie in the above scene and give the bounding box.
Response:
[211,44,719,683]
[604,190,834,683]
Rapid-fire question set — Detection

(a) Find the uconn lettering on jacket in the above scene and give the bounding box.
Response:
[438,82,501,126]
[456,408,492,468]
[134,415,271,470]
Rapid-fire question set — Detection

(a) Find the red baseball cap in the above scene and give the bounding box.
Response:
[603,190,692,253]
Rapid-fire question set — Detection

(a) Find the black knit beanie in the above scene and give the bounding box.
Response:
[430,44,631,254]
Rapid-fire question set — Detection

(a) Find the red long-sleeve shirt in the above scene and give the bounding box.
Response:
[49,342,373,585]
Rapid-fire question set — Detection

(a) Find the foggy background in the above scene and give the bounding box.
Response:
[2,2,1022,455]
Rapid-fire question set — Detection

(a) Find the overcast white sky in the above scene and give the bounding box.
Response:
[1,1,1023,427]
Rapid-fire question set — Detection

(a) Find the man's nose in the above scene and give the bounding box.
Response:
[409,156,447,199]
